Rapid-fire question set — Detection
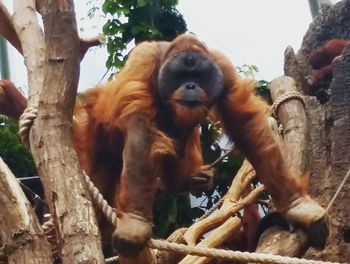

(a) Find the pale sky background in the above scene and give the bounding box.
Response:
[3,0,341,93]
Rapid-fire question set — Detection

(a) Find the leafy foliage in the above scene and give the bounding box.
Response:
[0,116,36,178]
[237,64,271,103]
[102,0,187,70]
[153,193,193,237]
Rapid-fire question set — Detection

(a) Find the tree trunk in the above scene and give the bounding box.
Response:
[0,158,52,263]
[13,1,105,263]
[252,76,310,260]
[284,0,350,261]
[318,43,350,261]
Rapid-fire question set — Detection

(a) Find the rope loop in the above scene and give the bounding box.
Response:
[18,105,38,148]
[271,92,305,117]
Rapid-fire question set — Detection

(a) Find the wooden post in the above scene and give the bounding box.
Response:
[251,76,310,260]
[12,1,105,262]
[0,158,52,263]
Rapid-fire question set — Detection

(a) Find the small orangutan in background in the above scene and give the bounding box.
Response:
[0,34,329,258]
[307,39,350,88]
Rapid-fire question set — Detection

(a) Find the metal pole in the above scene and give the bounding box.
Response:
[0,35,10,79]
[308,0,333,18]
[308,0,321,18]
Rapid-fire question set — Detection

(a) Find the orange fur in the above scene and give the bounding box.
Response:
[308,39,350,87]
[208,49,308,210]
[73,37,209,250]
[0,34,328,255]
[72,34,327,255]
[309,39,350,69]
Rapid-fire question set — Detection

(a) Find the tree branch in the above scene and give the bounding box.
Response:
[13,0,105,262]
[0,2,22,54]
[80,35,103,60]
[1,1,101,63]
[13,0,45,104]
[0,157,52,263]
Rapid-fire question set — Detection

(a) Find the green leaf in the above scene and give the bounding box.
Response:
[137,0,148,7]
[0,116,36,178]
[131,25,145,34]
[191,207,205,219]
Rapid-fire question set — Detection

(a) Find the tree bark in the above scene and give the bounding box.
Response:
[157,228,188,264]
[317,43,350,262]
[0,2,22,54]
[13,1,105,263]
[251,76,310,260]
[283,1,350,261]
[285,0,350,96]
[0,157,52,263]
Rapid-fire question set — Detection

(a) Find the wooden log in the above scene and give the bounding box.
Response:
[270,76,308,180]
[183,160,255,246]
[0,2,22,54]
[13,1,105,263]
[179,217,242,264]
[178,161,266,264]
[0,158,52,263]
[255,227,309,258]
[157,228,188,264]
[250,76,310,262]
[283,1,350,261]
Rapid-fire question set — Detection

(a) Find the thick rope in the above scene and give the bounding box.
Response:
[83,175,348,264]
[18,105,38,148]
[326,166,350,212]
[271,91,306,117]
[105,256,119,263]
[148,239,345,264]
[82,171,118,225]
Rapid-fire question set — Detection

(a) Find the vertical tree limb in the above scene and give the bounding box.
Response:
[283,1,350,261]
[13,1,104,263]
[0,2,22,54]
[0,157,52,264]
[12,0,45,105]
[251,76,310,261]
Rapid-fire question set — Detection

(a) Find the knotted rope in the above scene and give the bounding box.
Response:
[270,91,306,117]
[18,105,38,148]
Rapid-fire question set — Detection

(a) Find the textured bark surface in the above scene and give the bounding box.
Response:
[178,160,256,264]
[0,158,52,263]
[251,76,310,260]
[270,76,308,178]
[254,227,309,259]
[157,228,187,264]
[283,1,350,261]
[284,0,350,104]
[316,43,350,262]
[0,2,22,54]
[12,1,105,263]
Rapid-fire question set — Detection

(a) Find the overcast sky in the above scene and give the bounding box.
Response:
[4,0,341,92]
